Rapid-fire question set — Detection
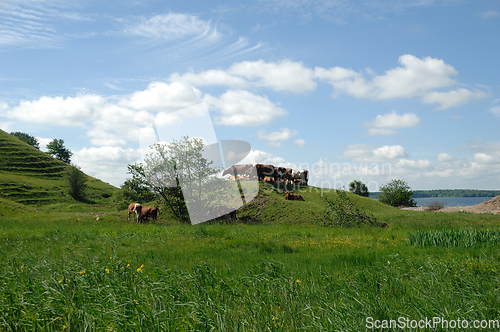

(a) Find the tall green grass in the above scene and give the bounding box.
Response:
[408,228,500,248]
[2,213,500,331]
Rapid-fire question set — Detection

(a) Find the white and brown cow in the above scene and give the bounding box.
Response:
[128,202,142,223]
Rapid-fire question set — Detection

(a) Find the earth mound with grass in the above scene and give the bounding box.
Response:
[437,195,500,214]
[0,129,118,207]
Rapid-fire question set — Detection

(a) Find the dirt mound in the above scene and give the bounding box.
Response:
[438,196,500,214]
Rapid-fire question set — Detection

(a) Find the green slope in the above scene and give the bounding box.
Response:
[237,181,397,224]
[0,129,118,207]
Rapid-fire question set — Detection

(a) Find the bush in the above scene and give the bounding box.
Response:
[64,164,87,200]
[349,180,369,197]
[427,201,444,211]
[378,179,416,207]
[323,190,379,227]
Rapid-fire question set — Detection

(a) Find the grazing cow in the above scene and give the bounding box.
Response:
[128,203,142,223]
[263,176,274,182]
[293,170,309,186]
[209,205,237,222]
[222,164,255,177]
[141,206,160,222]
[285,191,305,201]
[276,167,287,183]
[228,175,251,182]
[255,164,277,181]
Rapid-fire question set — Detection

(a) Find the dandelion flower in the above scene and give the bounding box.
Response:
[137,264,144,272]
[105,268,110,274]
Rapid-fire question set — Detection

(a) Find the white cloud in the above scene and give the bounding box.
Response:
[369,111,420,128]
[396,158,432,169]
[249,149,296,168]
[124,13,217,41]
[204,90,287,126]
[170,59,316,93]
[342,144,407,162]
[169,70,248,88]
[73,146,141,187]
[421,88,489,110]
[473,152,497,164]
[257,128,298,147]
[229,59,317,93]
[3,94,104,126]
[294,138,306,146]
[367,128,397,135]
[122,81,202,113]
[437,152,453,162]
[365,110,420,135]
[315,54,488,109]
[490,105,500,116]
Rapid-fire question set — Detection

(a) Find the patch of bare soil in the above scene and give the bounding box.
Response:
[437,196,500,215]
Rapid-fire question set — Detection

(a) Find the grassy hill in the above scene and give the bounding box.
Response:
[0,129,118,207]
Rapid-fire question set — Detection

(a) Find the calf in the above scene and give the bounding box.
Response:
[285,191,305,201]
[128,203,142,223]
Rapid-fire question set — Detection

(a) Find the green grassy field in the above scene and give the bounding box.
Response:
[1,183,500,331]
[2,129,500,331]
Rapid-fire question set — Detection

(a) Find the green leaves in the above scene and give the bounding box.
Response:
[378,179,416,207]
[47,139,73,164]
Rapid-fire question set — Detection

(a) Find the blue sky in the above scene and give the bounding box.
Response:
[1,0,499,190]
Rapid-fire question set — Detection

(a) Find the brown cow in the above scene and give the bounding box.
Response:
[222,164,255,177]
[255,164,277,181]
[141,206,160,222]
[285,191,305,201]
[128,202,142,223]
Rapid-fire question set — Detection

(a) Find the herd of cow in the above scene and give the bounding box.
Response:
[127,164,308,223]
[127,203,159,223]
[222,163,309,186]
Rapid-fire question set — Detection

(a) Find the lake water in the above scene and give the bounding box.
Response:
[413,197,494,207]
[372,196,494,207]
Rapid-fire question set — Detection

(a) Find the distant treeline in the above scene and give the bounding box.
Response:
[370,189,500,199]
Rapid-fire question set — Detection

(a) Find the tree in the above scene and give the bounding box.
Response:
[378,179,416,207]
[47,139,73,164]
[10,132,40,149]
[349,180,369,197]
[64,164,87,200]
[126,136,225,223]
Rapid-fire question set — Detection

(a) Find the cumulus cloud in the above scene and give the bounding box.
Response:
[73,146,141,187]
[170,59,316,93]
[437,152,453,162]
[121,81,202,113]
[315,54,488,109]
[204,90,287,126]
[366,110,420,135]
[229,59,317,93]
[2,94,104,126]
[421,88,489,110]
[342,144,407,163]
[257,128,298,147]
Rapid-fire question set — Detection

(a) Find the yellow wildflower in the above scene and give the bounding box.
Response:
[137,264,144,272]
[105,268,110,274]
[58,280,63,284]
[80,270,85,275]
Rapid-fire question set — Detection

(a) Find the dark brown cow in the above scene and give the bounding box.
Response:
[141,206,160,222]
[128,202,142,223]
[285,191,305,201]
[255,164,277,181]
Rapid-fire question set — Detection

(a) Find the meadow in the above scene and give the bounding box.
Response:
[1,187,500,332]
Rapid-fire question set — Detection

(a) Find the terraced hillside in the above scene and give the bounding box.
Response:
[0,129,117,206]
